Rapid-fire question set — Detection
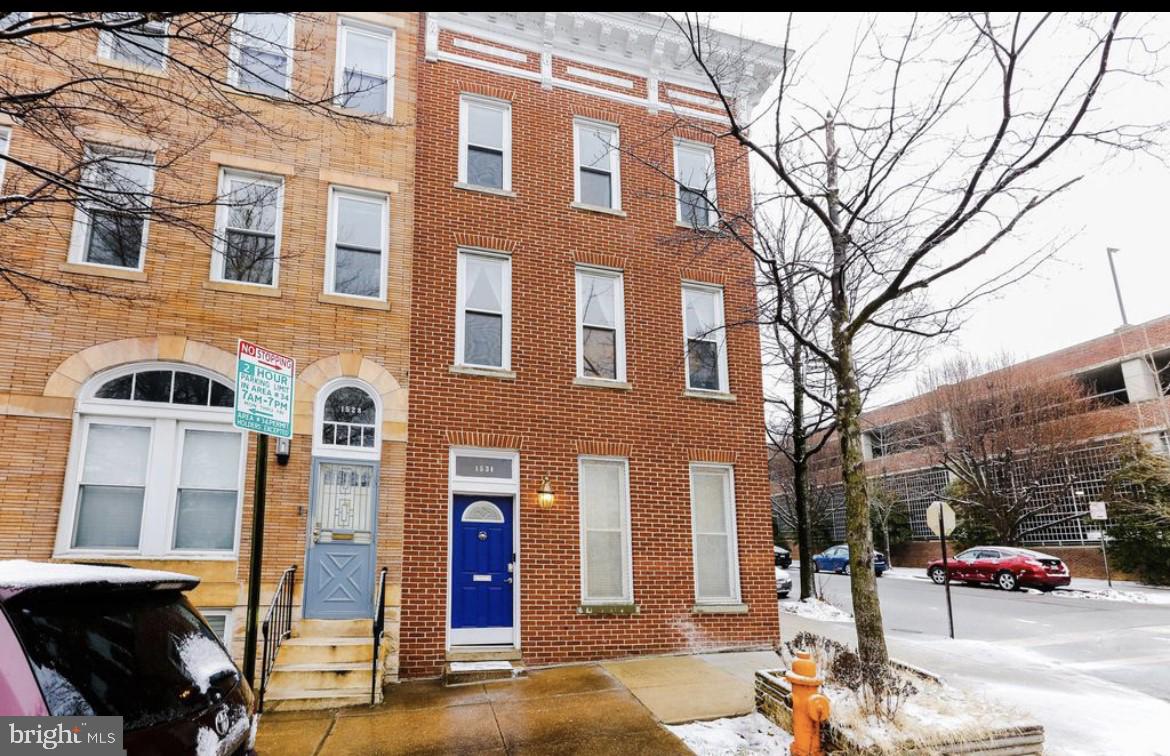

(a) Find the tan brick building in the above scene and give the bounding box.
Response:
[400,12,786,678]
[1,12,416,707]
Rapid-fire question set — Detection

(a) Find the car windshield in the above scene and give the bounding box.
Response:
[7,589,239,731]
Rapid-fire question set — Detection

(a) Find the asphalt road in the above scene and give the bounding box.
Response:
[783,566,1170,703]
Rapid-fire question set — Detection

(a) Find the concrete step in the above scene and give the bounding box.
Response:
[293,618,372,638]
[443,660,525,687]
[446,646,522,663]
[278,637,376,665]
[263,686,373,712]
[268,662,374,692]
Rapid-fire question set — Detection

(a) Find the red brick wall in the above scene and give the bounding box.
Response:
[400,18,778,677]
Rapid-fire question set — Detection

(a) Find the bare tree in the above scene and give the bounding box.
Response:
[652,11,1161,668]
[919,355,1102,544]
[0,12,390,302]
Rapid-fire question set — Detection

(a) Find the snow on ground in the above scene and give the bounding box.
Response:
[1048,587,1170,605]
[667,712,793,755]
[780,597,853,623]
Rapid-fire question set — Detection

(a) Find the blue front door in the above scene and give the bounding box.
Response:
[304,460,378,619]
[451,495,514,645]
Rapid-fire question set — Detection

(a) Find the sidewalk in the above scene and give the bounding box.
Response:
[256,650,779,755]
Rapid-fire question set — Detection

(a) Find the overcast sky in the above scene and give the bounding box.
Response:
[707,12,1170,408]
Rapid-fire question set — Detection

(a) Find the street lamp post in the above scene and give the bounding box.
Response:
[1106,247,1129,327]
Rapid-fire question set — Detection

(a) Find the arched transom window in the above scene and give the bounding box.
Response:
[315,380,381,459]
[92,367,235,407]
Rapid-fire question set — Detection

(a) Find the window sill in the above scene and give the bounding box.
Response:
[692,603,748,615]
[204,280,282,298]
[577,603,640,616]
[53,550,238,562]
[92,55,168,79]
[453,182,517,199]
[449,364,516,380]
[59,261,147,282]
[570,202,627,218]
[682,389,736,402]
[318,292,390,310]
[574,377,631,391]
[675,221,719,232]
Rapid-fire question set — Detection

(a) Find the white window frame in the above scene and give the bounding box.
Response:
[67,145,155,272]
[201,609,235,645]
[228,13,294,95]
[573,118,621,210]
[324,185,390,301]
[457,94,512,191]
[54,363,245,560]
[673,138,717,227]
[455,248,512,370]
[312,376,383,461]
[681,282,730,393]
[211,168,284,288]
[578,455,634,605]
[98,13,169,70]
[0,126,10,186]
[575,265,626,382]
[334,18,396,118]
[689,463,741,605]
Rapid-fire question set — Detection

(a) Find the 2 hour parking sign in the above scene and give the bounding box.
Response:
[234,339,295,438]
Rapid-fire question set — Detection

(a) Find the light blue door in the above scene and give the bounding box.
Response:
[304,460,378,619]
[450,496,514,645]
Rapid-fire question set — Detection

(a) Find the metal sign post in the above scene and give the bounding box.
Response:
[234,340,296,687]
[1089,501,1112,588]
[927,500,957,639]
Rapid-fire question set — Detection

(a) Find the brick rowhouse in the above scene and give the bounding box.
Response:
[400,13,787,677]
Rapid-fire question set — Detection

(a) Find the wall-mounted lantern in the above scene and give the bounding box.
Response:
[275,437,292,466]
[536,475,556,508]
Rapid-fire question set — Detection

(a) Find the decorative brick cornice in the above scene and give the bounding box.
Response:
[689,448,738,464]
[574,251,625,271]
[456,81,516,102]
[573,105,623,126]
[445,430,524,450]
[679,267,728,286]
[575,440,633,458]
[674,126,716,145]
[454,232,518,254]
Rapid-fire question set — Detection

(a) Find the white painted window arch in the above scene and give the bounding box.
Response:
[56,362,245,559]
[313,377,382,459]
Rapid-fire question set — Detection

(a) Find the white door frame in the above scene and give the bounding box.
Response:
[446,446,520,649]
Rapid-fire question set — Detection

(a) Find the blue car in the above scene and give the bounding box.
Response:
[812,545,887,576]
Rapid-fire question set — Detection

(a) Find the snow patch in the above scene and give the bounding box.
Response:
[667,712,793,755]
[1051,587,1170,605]
[0,559,196,590]
[780,598,853,623]
[177,633,236,694]
[449,661,512,671]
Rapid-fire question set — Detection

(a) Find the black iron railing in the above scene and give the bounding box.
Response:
[371,566,388,705]
[258,564,296,712]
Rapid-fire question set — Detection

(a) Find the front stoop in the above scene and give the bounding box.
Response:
[443,648,525,686]
[264,618,395,712]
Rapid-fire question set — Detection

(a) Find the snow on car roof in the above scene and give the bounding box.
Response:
[0,560,198,593]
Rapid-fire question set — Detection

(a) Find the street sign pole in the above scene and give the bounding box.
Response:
[939,507,955,639]
[242,432,268,686]
[1089,501,1112,588]
[1100,525,1113,588]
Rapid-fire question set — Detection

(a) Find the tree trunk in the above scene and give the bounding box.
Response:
[825,113,889,668]
[778,312,815,600]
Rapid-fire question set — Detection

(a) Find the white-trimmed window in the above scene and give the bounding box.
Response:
[314,379,381,458]
[212,169,282,286]
[458,95,511,191]
[68,145,155,270]
[325,186,389,300]
[0,126,10,186]
[230,13,293,96]
[335,19,395,117]
[99,13,168,70]
[574,119,620,210]
[682,283,729,392]
[690,463,741,604]
[56,364,244,558]
[675,140,716,227]
[579,457,633,604]
[201,610,234,645]
[456,249,511,370]
[576,266,625,381]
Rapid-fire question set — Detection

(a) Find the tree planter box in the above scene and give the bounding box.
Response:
[755,668,1045,755]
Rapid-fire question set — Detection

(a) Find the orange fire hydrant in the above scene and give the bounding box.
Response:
[787,649,831,756]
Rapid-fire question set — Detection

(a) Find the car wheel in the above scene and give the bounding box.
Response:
[812,561,820,573]
[842,563,850,576]
[996,571,1019,591]
[779,591,789,599]
[929,566,946,585]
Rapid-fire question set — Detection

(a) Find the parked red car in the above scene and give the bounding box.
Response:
[927,546,1071,591]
